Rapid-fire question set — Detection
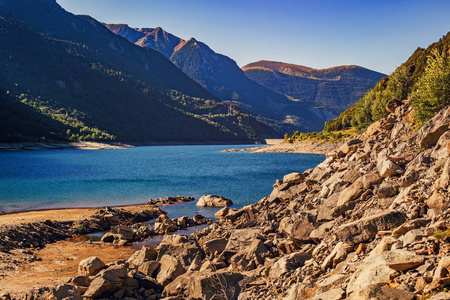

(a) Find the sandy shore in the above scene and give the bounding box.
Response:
[224,140,342,155]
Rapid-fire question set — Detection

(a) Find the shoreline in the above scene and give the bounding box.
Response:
[0,139,266,152]
[223,140,342,155]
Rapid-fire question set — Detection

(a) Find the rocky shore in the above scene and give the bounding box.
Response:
[4,100,450,299]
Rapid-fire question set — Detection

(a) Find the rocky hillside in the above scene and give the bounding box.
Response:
[106,24,339,134]
[0,0,274,143]
[7,93,450,299]
[243,61,386,116]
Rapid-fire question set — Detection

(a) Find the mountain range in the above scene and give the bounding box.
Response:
[106,24,386,133]
[242,61,386,115]
[0,0,274,143]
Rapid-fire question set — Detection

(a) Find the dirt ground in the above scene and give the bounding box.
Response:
[0,204,153,297]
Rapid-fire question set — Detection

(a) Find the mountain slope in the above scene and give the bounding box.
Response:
[325,31,450,132]
[242,61,386,115]
[0,0,274,143]
[106,24,330,133]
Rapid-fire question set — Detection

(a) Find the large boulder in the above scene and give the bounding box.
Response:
[84,264,128,298]
[127,245,157,268]
[337,173,383,206]
[347,250,424,294]
[269,251,311,278]
[156,255,186,286]
[334,210,406,244]
[196,195,233,207]
[417,106,450,149]
[222,229,262,258]
[156,234,204,267]
[348,283,415,300]
[188,270,243,300]
[110,225,135,241]
[78,256,105,276]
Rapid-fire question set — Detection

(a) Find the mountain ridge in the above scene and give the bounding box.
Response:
[243,60,386,115]
[0,0,275,143]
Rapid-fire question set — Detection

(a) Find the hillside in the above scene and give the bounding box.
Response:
[106,24,334,133]
[0,0,274,143]
[243,61,386,115]
[325,31,450,132]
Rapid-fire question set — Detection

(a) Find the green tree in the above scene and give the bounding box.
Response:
[412,49,450,125]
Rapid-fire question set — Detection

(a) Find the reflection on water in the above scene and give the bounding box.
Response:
[132,224,209,250]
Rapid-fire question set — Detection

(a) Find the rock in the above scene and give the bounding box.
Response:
[386,99,403,113]
[347,250,423,294]
[417,106,450,149]
[138,260,160,277]
[310,288,345,300]
[335,210,406,244]
[84,265,128,298]
[47,284,82,300]
[230,238,271,271]
[78,256,105,276]
[321,242,353,270]
[426,190,448,210]
[377,180,399,198]
[337,173,383,206]
[436,158,450,190]
[282,172,305,185]
[382,249,425,271]
[71,275,91,287]
[348,283,415,300]
[222,229,261,257]
[269,251,311,278]
[342,169,362,184]
[127,245,158,267]
[215,207,229,218]
[429,292,450,300]
[432,131,450,159]
[188,270,243,300]
[110,225,135,241]
[204,238,228,255]
[368,236,397,257]
[156,235,204,267]
[196,195,233,207]
[377,159,404,178]
[156,255,186,286]
[433,256,450,282]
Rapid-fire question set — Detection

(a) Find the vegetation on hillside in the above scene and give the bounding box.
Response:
[323,31,450,132]
[283,129,354,143]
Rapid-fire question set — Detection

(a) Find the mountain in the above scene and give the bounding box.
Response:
[106,24,332,133]
[242,61,386,115]
[0,0,274,143]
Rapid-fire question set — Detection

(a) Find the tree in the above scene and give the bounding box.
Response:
[412,49,450,125]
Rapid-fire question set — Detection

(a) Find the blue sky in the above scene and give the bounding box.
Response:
[56,0,450,75]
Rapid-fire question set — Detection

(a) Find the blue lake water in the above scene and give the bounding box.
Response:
[0,145,324,219]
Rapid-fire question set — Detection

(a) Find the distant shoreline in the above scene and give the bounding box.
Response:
[0,139,265,152]
[223,140,342,155]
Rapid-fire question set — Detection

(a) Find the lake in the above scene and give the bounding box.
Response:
[0,145,324,218]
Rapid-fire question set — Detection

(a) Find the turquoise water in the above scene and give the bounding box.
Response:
[0,145,324,218]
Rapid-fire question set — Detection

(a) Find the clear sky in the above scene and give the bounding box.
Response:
[56,0,450,75]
